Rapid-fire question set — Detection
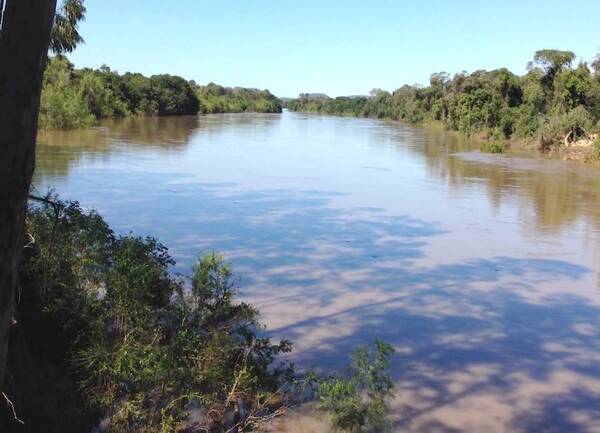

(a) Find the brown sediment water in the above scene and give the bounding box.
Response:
[35,112,600,433]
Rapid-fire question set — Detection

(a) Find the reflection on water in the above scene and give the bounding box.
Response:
[35,116,200,181]
[34,112,600,433]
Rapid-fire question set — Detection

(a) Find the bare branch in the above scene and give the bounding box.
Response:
[2,392,25,425]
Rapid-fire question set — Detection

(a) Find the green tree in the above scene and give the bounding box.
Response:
[529,49,576,89]
[39,56,95,129]
[50,0,86,53]
[150,74,200,116]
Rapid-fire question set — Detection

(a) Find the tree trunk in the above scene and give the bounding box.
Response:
[0,0,57,391]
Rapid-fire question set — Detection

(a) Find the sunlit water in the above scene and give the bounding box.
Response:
[35,112,600,433]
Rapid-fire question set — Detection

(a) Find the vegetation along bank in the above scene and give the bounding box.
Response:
[39,56,282,130]
[287,49,600,161]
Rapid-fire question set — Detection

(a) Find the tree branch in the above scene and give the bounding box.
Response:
[2,391,24,424]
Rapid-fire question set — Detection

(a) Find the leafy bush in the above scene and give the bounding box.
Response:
[314,340,396,433]
[481,128,506,153]
[539,105,594,148]
[39,56,95,129]
[39,84,96,129]
[9,197,293,432]
[591,135,600,160]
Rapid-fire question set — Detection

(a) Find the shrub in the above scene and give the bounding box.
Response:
[591,135,600,160]
[314,340,396,433]
[39,84,96,129]
[11,197,293,432]
[539,105,594,148]
[481,128,506,153]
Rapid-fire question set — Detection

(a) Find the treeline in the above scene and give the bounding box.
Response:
[195,82,282,114]
[39,56,281,129]
[288,50,600,150]
[40,56,200,129]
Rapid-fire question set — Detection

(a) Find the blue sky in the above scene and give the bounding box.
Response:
[68,0,600,97]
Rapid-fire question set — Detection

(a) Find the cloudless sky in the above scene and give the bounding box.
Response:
[68,0,600,97]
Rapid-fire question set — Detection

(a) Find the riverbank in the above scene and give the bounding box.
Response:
[293,111,600,165]
[287,49,600,167]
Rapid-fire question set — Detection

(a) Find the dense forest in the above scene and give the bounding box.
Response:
[288,50,600,156]
[39,56,281,130]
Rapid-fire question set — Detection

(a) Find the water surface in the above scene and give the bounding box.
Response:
[35,112,600,433]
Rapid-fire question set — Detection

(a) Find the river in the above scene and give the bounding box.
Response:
[34,111,600,433]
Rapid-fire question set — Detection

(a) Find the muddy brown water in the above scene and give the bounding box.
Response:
[35,112,600,433]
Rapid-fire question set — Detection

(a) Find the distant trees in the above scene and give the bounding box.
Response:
[288,49,600,151]
[39,56,96,129]
[38,59,283,129]
[195,82,282,114]
[39,57,201,129]
[151,74,200,116]
[530,49,576,89]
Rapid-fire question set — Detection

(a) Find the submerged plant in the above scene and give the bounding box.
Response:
[314,340,396,433]
[481,128,506,154]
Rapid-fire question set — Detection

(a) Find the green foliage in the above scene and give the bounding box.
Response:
[195,83,282,113]
[151,74,201,116]
[532,49,576,72]
[530,49,576,89]
[594,135,600,160]
[553,64,594,110]
[39,56,96,129]
[50,0,86,53]
[315,341,396,433]
[539,105,594,148]
[39,57,201,129]
[288,49,600,152]
[481,128,506,153]
[120,73,159,115]
[39,57,283,129]
[77,68,131,118]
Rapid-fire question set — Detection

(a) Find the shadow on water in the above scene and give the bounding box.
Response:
[59,174,600,432]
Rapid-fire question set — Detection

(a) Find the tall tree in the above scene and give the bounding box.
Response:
[529,49,576,89]
[0,0,58,391]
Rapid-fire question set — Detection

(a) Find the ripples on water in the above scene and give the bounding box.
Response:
[35,112,600,433]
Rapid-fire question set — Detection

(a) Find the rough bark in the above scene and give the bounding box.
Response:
[0,0,57,391]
